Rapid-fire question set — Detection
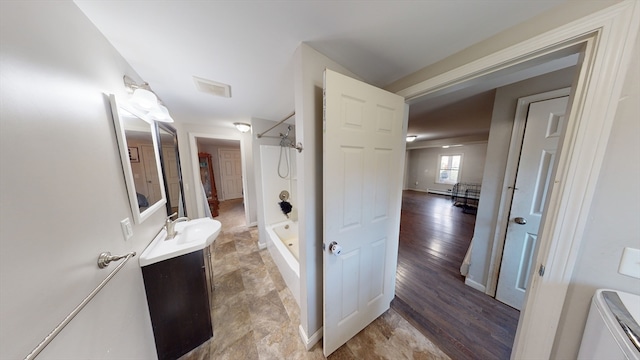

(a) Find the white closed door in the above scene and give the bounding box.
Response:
[496,96,569,310]
[323,69,406,356]
[141,144,162,205]
[218,148,243,200]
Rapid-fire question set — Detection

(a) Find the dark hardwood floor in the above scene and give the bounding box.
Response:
[391,190,520,360]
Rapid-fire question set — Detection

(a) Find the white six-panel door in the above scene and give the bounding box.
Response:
[496,96,569,310]
[323,69,406,356]
[218,148,243,200]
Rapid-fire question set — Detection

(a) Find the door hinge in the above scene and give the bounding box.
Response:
[538,264,546,277]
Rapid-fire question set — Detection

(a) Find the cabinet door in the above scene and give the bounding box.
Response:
[142,251,213,360]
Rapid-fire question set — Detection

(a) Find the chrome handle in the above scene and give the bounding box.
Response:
[514,217,527,225]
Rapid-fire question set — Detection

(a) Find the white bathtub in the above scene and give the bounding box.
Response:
[266,220,300,306]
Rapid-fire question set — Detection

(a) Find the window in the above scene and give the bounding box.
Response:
[437,154,462,185]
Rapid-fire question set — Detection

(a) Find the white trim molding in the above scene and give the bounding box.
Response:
[298,324,322,350]
[464,278,486,293]
[395,1,640,359]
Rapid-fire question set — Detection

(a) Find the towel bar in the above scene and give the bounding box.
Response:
[24,251,136,360]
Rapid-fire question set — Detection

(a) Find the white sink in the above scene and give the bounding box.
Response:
[139,218,222,267]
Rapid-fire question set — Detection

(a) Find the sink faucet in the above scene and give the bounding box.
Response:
[165,213,189,240]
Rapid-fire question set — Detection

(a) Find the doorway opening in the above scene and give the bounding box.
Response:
[191,135,249,230]
[396,49,582,359]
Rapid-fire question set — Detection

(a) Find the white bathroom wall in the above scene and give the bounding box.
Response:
[0,2,158,358]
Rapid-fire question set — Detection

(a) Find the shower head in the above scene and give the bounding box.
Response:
[279,125,293,147]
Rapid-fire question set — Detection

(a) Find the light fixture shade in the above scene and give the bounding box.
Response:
[131,88,158,109]
[406,135,417,142]
[234,122,251,133]
[149,104,174,123]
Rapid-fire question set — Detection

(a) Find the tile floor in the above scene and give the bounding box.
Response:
[180,200,449,360]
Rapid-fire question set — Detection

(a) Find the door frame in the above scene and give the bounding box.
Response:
[188,132,250,225]
[487,88,571,298]
[395,2,639,358]
[494,93,570,310]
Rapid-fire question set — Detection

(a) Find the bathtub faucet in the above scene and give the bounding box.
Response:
[165,213,190,240]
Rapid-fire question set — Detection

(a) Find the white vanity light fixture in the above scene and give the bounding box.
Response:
[123,75,173,122]
[234,122,251,133]
[148,104,174,123]
[406,135,417,142]
[124,75,155,106]
[131,88,157,109]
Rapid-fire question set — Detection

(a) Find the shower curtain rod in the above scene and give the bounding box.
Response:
[256,111,295,138]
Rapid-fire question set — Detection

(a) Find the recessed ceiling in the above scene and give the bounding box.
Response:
[406,53,579,142]
[74,0,568,128]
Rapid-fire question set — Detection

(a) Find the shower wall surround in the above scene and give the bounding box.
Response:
[260,145,297,225]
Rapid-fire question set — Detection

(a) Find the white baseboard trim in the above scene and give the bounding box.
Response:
[465,278,486,293]
[427,188,452,196]
[298,325,322,350]
[407,188,453,196]
[257,241,267,250]
[406,187,427,192]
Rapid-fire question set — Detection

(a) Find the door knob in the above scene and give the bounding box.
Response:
[329,241,342,255]
[514,217,527,225]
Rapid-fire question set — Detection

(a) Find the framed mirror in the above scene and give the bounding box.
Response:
[156,123,187,217]
[109,94,166,224]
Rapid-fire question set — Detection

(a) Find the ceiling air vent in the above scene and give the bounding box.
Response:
[193,76,232,98]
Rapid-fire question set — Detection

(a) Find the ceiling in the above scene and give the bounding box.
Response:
[74,0,568,137]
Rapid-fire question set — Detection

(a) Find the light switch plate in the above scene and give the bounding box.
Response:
[120,218,133,241]
[618,247,640,279]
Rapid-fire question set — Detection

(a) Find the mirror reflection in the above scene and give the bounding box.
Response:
[125,114,163,210]
[157,123,187,217]
[110,95,166,224]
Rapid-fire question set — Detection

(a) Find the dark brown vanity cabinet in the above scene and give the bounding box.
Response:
[141,249,213,360]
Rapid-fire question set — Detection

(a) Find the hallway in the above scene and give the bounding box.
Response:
[392,191,520,360]
[181,199,450,359]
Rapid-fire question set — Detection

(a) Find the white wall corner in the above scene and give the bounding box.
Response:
[465,277,487,293]
[298,324,322,350]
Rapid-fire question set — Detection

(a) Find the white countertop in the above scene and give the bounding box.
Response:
[139,218,221,267]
